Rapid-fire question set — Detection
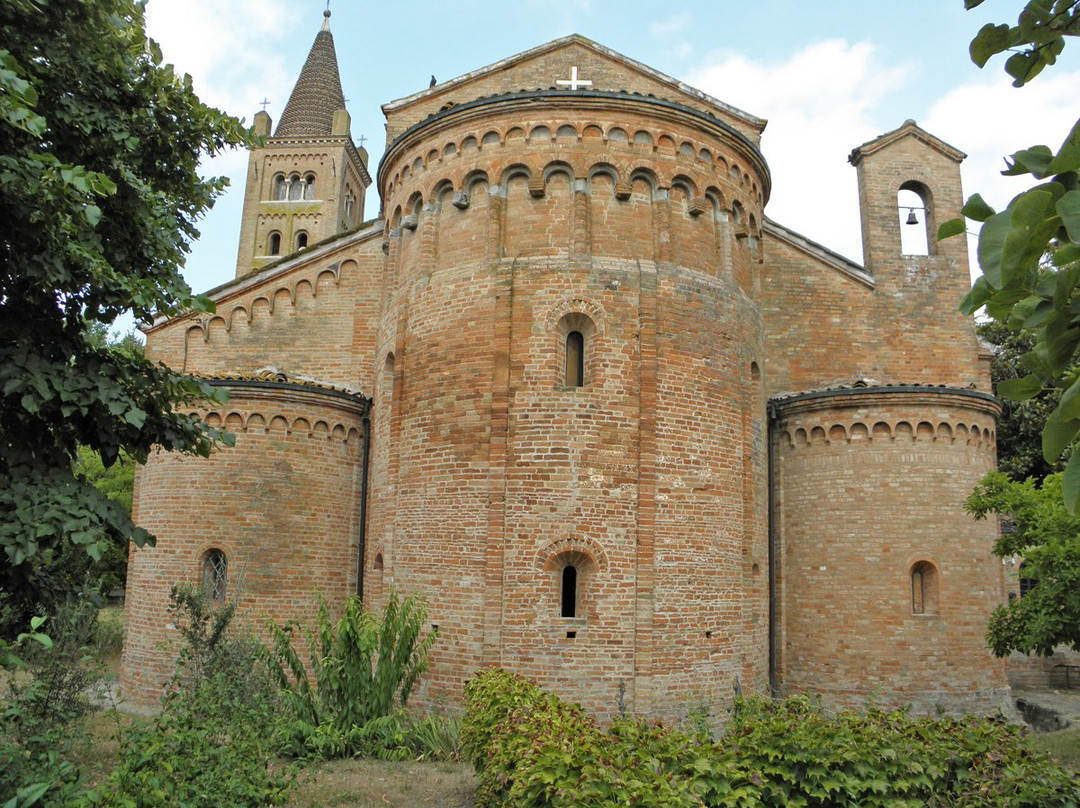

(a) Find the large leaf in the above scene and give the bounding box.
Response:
[1057,189,1080,242]
[976,212,1012,287]
[1049,118,1080,174]
[1063,449,1080,514]
[970,23,1014,67]
[997,374,1044,400]
[1042,405,1080,462]
[961,193,997,222]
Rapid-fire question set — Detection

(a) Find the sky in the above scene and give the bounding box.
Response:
[142,0,1080,299]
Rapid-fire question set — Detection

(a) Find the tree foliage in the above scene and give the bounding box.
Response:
[977,319,1065,480]
[967,471,1080,656]
[0,0,249,630]
[944,0,1080,509]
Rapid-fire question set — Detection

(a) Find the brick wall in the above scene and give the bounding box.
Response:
[121,382,368,705]
[773,389,1010,715]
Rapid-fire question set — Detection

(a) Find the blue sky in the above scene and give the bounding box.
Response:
[143,1,1080,299]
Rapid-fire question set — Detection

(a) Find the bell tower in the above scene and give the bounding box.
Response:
[234,8,371,277]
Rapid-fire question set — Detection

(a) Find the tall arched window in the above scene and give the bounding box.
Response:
[202,549,227,602]
[303,173,315,200]
[565,330,584,387]
[287,173,303,201]
[910,560,938,615]
[272,173,287,200]
[295,231,308,250]
[898,182,930,256]
[561,565,578,617]
[268,231,281,255]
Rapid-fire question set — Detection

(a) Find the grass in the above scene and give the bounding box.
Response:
[1030,725,1080,771]
[289,758,477,808]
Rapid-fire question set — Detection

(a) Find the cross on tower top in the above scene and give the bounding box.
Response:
[556,66,592,91]
[358,134,367,149]
[259,98,271,112]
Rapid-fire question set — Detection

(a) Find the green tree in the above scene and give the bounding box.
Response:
[977,319,1066,480]
[0,0,247,633]
[967,472,1080,656]
[943,1,1080,508]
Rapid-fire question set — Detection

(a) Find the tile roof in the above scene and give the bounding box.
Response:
[275,11,346,137]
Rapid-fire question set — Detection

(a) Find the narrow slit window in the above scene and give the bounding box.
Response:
[561,565,578,617]
[565,330,584,387]
[296,231,308,250]
[268,231,281,255]
[911,567,925,614]
[303,174,315,200]
[910,560,938,615]
[202,549,227,602]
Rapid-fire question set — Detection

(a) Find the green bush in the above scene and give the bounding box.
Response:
[82,587,293,808]
[722,695,1080,807]
[1,599,104,808]
[465,670,755,808]
[460,668,545,769]
[266,590,437,759]
[462,669,1080,808]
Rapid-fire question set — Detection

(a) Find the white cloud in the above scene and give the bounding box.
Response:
[143,0,303,292]
[924,71,1080,215]
[650,12,691,38]
[687,40,913,263]
[145,0,300,120]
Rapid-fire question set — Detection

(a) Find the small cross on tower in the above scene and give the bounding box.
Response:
[358,134,367,149]
[557,66,593,91]
[259,98,271,112]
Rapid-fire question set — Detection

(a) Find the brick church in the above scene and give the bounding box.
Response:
[121,10,1012,719]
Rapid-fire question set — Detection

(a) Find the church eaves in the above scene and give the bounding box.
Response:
[274,10,347,138]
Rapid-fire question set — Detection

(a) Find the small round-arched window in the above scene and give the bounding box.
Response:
[565,330,584,387]
[268,231,281,255]
[547,549,596,620]
[303,173,315,200]
[910,560,938,615]
[296,231,308,250]
[555,311,597,389]
[202,549,227,602]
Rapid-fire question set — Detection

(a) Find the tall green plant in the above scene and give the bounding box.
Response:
[84,585,292,808]
[266,591,437,758]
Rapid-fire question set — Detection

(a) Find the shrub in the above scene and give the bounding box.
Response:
[722,694,1080,807]
[462,670,1080,808]
[465,670,755,808]
[83,586,293,808]
[460,668,545,769]
[1,599,104,808]
[266,590,437,759]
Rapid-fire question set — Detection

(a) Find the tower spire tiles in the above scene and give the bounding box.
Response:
[233,8,370,277]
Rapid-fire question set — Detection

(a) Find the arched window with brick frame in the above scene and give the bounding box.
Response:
[201,548,227,602]
[910,560,938,615]
[556,311,597,389]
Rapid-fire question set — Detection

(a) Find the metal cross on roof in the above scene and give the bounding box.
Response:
[557,66,592,91]
[358,134,367,149]
[259,98,271,112]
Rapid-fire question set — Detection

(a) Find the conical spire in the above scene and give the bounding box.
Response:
[274,10,347,137]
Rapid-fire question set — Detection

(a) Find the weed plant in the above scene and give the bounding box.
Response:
[266,591,439,759]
